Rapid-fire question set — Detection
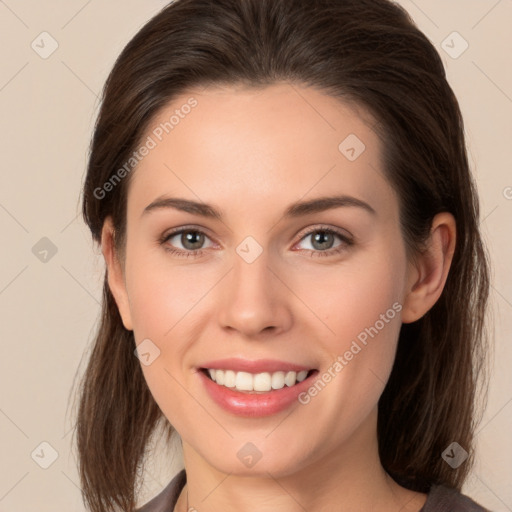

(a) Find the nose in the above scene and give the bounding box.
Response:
[217,249,293,338]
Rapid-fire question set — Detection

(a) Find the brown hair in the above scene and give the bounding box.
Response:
[75,0,491,510]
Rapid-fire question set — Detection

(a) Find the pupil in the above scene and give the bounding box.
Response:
[313,231,333,250]
[183,231,204,250]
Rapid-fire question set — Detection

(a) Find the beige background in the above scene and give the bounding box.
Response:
[0,0,510,510]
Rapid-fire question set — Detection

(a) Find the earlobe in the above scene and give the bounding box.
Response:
[401,212,456,324]
[100,217,133,331]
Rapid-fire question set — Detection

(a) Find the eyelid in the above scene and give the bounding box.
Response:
[294,224,353,242]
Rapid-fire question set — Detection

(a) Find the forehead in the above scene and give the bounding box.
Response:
[127,83,397,220]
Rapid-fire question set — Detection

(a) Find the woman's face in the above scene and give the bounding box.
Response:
[109,83,416,477]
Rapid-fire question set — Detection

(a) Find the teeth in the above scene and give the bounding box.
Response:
[271,371,285,390]
[235,371,253,391]
[215,369,225,385]
[297,370,308,382]
[206,368,311,392]
[224,370,236,388]
[254,372,272,391]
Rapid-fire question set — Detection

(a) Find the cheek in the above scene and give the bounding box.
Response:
[336,257,405,376]
[124,252,211,425]
[125,249,212,340]
[293,248,406,347]
[293,249,405,416]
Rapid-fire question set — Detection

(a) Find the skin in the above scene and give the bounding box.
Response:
[101,83,456,512]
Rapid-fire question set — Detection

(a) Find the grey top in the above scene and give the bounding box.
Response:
[136,469,489,512]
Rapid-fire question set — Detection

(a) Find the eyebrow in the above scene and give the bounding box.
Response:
[142,194,376,219]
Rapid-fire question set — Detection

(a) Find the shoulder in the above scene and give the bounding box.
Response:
[422,484,490,512]
[135,469,187,512]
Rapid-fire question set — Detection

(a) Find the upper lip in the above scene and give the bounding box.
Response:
[199,358,315,374]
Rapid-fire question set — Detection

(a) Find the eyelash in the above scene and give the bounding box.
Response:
[158,225,354,259]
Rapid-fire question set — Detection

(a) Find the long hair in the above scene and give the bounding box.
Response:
[75,0,491,510]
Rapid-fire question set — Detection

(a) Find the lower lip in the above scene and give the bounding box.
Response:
[198,369,318,417]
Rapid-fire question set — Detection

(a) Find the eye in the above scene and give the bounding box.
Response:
[294,226,353,257]
[159,227,216,257]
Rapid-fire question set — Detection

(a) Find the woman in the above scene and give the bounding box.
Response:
[75,0,491,510]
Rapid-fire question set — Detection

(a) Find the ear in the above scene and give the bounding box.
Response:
[101,217,133,331]
[401,212,456,324]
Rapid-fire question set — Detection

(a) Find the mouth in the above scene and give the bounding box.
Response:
[199,368,318,394]
[197,361,320,417]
